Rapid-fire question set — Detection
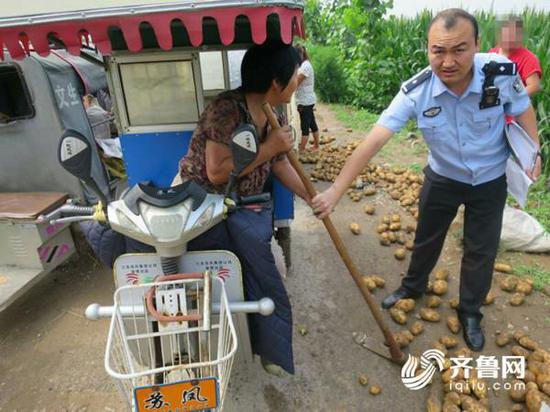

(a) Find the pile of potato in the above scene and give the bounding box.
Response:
[495,264,534,307]
[497,330,550,411]
[301,138,424,219]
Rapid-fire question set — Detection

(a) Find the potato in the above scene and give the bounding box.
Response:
[509,293,525,306]
[509,380,527,402]
[409,321,425,336]
[455,347,473,358]
[447,316,461,334]
[396,233,406,245]
[511,345,531,358]
[500,276,519,292]
[377,223,389,233]
[541,383,550,397]
[370,275,386,288]
[469,377,487,399]
[391,214,401,223]
[441,402,460,412]
[483,291,495,305]
[394,332,411,348]
[495,333,511,347]
[530,349,550,363]
[516,280,533,295]
[426,295,442,308]
[426,281,434,293]
[444,392,461,406]
[421,308,441,322]
[395,298,416,313]
[524,370,537,384]
[380,237,391,246]
[537,374,550,388]
[369,385,382,395]
[382,215,391,224]
[358,374,369,386]
[394,248,407,260]
[451,380,471,395]
[405,240,415,250]
[514,330,527,342]
[390,308,408,325]
[426,394,442,412]
[388,232,397,243]
[511,403,524,412]
[440,335,459,349]
[361,276,378,291]
[298,326,308,336]
[525,389,545,412]
[405,223,417,233]
[389,222,402,231]
[519,336,539,351]
[349,222,361,235]
[495,263,513,273]
[364,205,376,215]
[432,280,449,296]
[449,297,459,309]
[364,187,377,196]
[433,342,449,357]
[435,269,450,281]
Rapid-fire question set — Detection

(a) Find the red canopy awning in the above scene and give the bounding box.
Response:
[0,6,305,60]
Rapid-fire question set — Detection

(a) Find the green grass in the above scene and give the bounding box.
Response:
[328,103,378,131]
[524,176,550,233]
[515,264,550,291]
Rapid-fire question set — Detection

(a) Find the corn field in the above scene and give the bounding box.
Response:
[304,1,550,175]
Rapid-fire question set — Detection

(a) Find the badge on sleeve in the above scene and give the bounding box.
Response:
[422,106,441,118]
[513,77,524,94]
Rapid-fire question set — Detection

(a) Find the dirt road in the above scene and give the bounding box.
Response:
[1,104,548,411]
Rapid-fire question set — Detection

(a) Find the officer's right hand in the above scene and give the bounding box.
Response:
[311,185,340,219]
[267,125,294,154]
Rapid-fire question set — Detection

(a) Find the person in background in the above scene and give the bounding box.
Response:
[489,16,542,99]
[82,94,112,141]
[294,44,320,152]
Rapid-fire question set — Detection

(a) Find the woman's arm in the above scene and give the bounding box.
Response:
[205,126,295,185]
[524,73,541,97]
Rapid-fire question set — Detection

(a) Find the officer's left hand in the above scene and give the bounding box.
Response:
[526,156,542,181]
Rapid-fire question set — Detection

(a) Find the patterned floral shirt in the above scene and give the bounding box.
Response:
[179,89,286,196]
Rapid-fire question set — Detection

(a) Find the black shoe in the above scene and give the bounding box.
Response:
[381,286,422,309]
[458,314,485,351]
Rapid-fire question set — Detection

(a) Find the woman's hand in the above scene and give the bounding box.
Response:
[266,125,294,154]
[311,185,340,219]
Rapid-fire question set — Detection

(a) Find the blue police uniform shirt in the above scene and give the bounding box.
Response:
[377,53,531,185]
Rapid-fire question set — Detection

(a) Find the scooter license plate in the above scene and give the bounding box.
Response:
[134,377,218,411]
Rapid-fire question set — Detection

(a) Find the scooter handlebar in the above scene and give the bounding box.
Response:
[85,297,275,320]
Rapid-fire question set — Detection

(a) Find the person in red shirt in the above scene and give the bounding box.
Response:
[489,16,542,97]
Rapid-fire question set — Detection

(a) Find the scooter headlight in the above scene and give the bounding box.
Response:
[195,204,214,228]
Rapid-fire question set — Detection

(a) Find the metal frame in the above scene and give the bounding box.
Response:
[108,49,205,134]
[0,1,304,28]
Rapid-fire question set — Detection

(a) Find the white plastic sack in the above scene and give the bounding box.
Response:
[500,205,550,252]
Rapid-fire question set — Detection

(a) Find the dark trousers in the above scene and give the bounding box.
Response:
[297,104,319,136]
[402,167,507,318]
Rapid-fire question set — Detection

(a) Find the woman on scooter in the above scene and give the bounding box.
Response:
[177,40,310,376]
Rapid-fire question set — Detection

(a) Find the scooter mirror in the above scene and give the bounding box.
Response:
[230,124,259,175]
[58,129,93,180]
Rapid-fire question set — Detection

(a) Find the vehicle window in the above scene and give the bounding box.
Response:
[228,50,246,89]
[0,64,34,124]
[199,51,225,91]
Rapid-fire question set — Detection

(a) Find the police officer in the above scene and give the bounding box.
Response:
[311,8,541,351]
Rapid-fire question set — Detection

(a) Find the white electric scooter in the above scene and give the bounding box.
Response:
[41,127,274,411]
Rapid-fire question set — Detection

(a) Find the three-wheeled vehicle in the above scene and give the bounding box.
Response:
[0,1,305,409]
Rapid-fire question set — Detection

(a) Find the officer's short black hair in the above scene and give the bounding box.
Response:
[428,8,479,44]
[241,40,300,93]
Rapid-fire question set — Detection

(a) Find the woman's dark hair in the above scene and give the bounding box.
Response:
[294,44,309,64]
[241,41,300,93]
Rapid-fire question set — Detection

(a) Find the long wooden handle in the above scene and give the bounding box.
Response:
[262,103,404,362]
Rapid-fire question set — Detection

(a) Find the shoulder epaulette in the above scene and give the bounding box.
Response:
[482,61,517,76]
[402,68,432,94]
